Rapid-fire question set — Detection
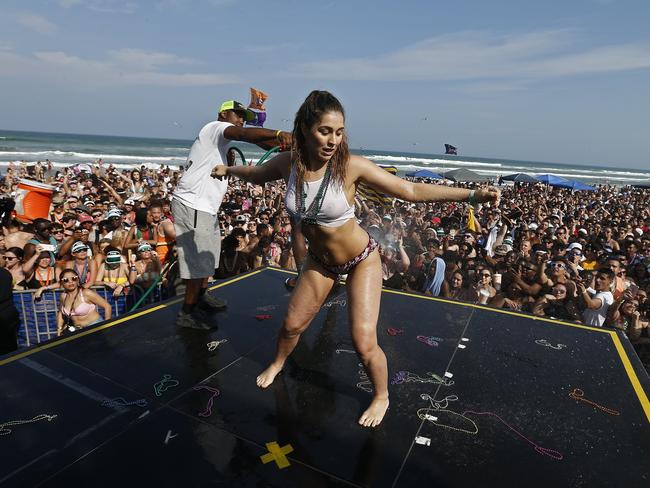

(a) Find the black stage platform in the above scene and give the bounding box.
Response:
[1,267,649,487]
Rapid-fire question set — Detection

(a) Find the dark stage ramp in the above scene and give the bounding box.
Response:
[1,267,649,487]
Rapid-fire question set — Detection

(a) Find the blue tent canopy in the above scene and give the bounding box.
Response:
[564,180,596,191]
[536,174,596,191]
[406,169,443,179]
[536,174,571,186]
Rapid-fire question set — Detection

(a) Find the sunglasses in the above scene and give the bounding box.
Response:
[480,273,492,278]
[61,276,79,283]
[3,255,17,261]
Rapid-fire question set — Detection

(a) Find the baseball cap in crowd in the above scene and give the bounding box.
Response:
[528,223,539,230]
[567,242,583,252]
[635,227,644,236]
[76,204,91,215]
[83,199,95,207]
[107,209,122,219]
[219,100,255,122]
[124,199,135,206]
[235,215,247,223]
[137,243,153,253]
[436,228,445,237]
[71,241,88,253]
[532,244,548,254]
[105,250,122,265]
[67,196,79,203]
[503,237,514,247]
[78,214,93,224]
[431,217,441,225]
[578,228,588,236]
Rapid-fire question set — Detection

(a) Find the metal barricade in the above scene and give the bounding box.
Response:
[13,284,168,348]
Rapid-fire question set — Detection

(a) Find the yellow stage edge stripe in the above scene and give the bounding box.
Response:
[383,287,608,333]
[609,331,650,423]
[0,270,264,367]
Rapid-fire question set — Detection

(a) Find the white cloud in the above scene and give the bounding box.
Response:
[57,0,137,14]
[0,48,237,87]
[292,29,650,84]
[16,13,58,34]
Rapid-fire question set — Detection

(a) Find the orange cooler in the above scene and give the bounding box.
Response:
[14,179,55,222]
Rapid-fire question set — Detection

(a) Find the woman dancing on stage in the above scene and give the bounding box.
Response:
[212,91,500,427]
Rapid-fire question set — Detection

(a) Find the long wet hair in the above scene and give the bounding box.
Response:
[292,90,349,188]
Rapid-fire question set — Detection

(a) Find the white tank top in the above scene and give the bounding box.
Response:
[285,164,356,227]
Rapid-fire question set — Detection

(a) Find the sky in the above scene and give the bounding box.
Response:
[1,0,649,169]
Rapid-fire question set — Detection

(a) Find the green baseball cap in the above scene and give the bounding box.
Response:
[219,100,255,122]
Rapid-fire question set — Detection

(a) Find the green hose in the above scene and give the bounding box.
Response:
[231,147,246,165]
[129,261,175,312]
[255,146,282,166]
[229,145,281,167]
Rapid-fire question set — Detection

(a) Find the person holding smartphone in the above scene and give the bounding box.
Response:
[23,218,58,266]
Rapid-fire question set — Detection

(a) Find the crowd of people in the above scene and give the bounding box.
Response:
[1,158,649,364]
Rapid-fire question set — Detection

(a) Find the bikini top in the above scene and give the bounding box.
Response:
[62,291,96,317]
[284,164,356,228]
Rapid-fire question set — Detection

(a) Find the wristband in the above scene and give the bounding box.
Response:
[275,130,282,141]
[467,190,477,206]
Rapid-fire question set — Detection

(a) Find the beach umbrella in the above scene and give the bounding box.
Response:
[443,168,490,182]
[501,173,538,183]
[405,169,443,179]
[536,174,571,187]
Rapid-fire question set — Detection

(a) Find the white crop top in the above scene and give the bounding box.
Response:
[285,164,356,227]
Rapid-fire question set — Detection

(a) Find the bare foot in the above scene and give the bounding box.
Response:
[358,397,389,428]
[256,363,283,388]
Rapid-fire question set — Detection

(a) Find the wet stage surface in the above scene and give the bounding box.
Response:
[1,267,649,487]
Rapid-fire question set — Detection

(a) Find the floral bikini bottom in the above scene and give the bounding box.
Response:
[308,235,378,276]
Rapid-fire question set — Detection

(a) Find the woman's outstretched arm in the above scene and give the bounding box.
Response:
[352,156,500,205]
[211,151,290,186]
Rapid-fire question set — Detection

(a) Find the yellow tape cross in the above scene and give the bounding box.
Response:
[260,441,294,469]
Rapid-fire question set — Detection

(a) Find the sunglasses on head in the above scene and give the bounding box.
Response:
[61,276,79,283]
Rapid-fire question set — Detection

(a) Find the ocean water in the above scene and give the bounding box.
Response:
[1,129,649,186]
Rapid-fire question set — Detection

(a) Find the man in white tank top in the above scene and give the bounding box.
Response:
[172,100,292,330]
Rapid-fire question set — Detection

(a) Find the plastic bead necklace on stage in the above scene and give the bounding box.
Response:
[295,160,333,225]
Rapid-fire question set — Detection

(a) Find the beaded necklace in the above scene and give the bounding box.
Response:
[37,266,52,287]
[295,160,333,225]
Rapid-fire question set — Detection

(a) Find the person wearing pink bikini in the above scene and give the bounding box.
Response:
[57,269,112,335]
[212,91,500,427]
